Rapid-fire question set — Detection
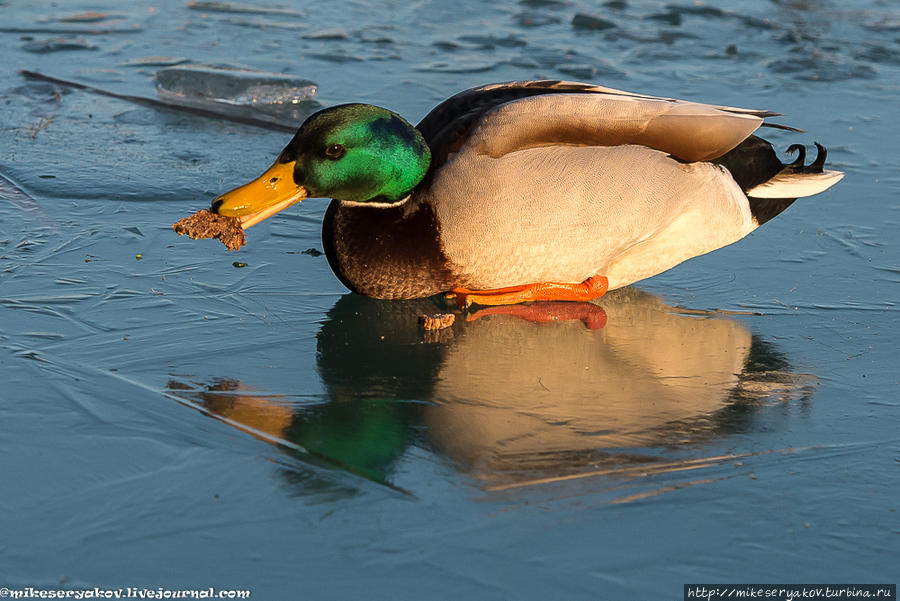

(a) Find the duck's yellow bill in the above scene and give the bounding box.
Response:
[213,160,308,229]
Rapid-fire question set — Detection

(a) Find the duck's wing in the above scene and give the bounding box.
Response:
[417,80,778,166]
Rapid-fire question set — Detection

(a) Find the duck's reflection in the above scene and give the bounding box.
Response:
[168,288,812,493]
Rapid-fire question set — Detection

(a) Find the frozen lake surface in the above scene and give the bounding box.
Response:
[1,0,897,598]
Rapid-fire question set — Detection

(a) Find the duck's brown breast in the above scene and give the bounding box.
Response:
[322,198,459,299]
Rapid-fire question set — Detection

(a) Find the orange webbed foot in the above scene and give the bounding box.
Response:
[450,275,609,309]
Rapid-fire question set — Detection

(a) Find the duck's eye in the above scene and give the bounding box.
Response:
[324,144,346,160]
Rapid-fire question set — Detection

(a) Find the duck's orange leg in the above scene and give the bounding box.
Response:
[450,274,609,309]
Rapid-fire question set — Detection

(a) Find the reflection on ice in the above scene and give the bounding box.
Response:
[168,289,814,499]
[154,64,318,124]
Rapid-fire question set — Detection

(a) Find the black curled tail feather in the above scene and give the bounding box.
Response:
[809,142,827,172]
[785,144,806,171]
[783,142,827,174]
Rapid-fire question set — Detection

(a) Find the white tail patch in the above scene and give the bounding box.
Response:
[747,169,844,198]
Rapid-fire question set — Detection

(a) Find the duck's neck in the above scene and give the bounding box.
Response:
[322,198,457,299]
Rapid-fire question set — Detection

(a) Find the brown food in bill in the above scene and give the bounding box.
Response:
[173,160,305,252]
[172,209,246,251]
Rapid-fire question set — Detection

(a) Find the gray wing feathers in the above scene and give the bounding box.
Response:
[466,92,765,163]
[471,80,778,116]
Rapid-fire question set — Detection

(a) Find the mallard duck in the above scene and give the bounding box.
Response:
[211,80,843,307]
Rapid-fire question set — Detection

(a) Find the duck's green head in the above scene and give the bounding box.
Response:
[212,104,431,227]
